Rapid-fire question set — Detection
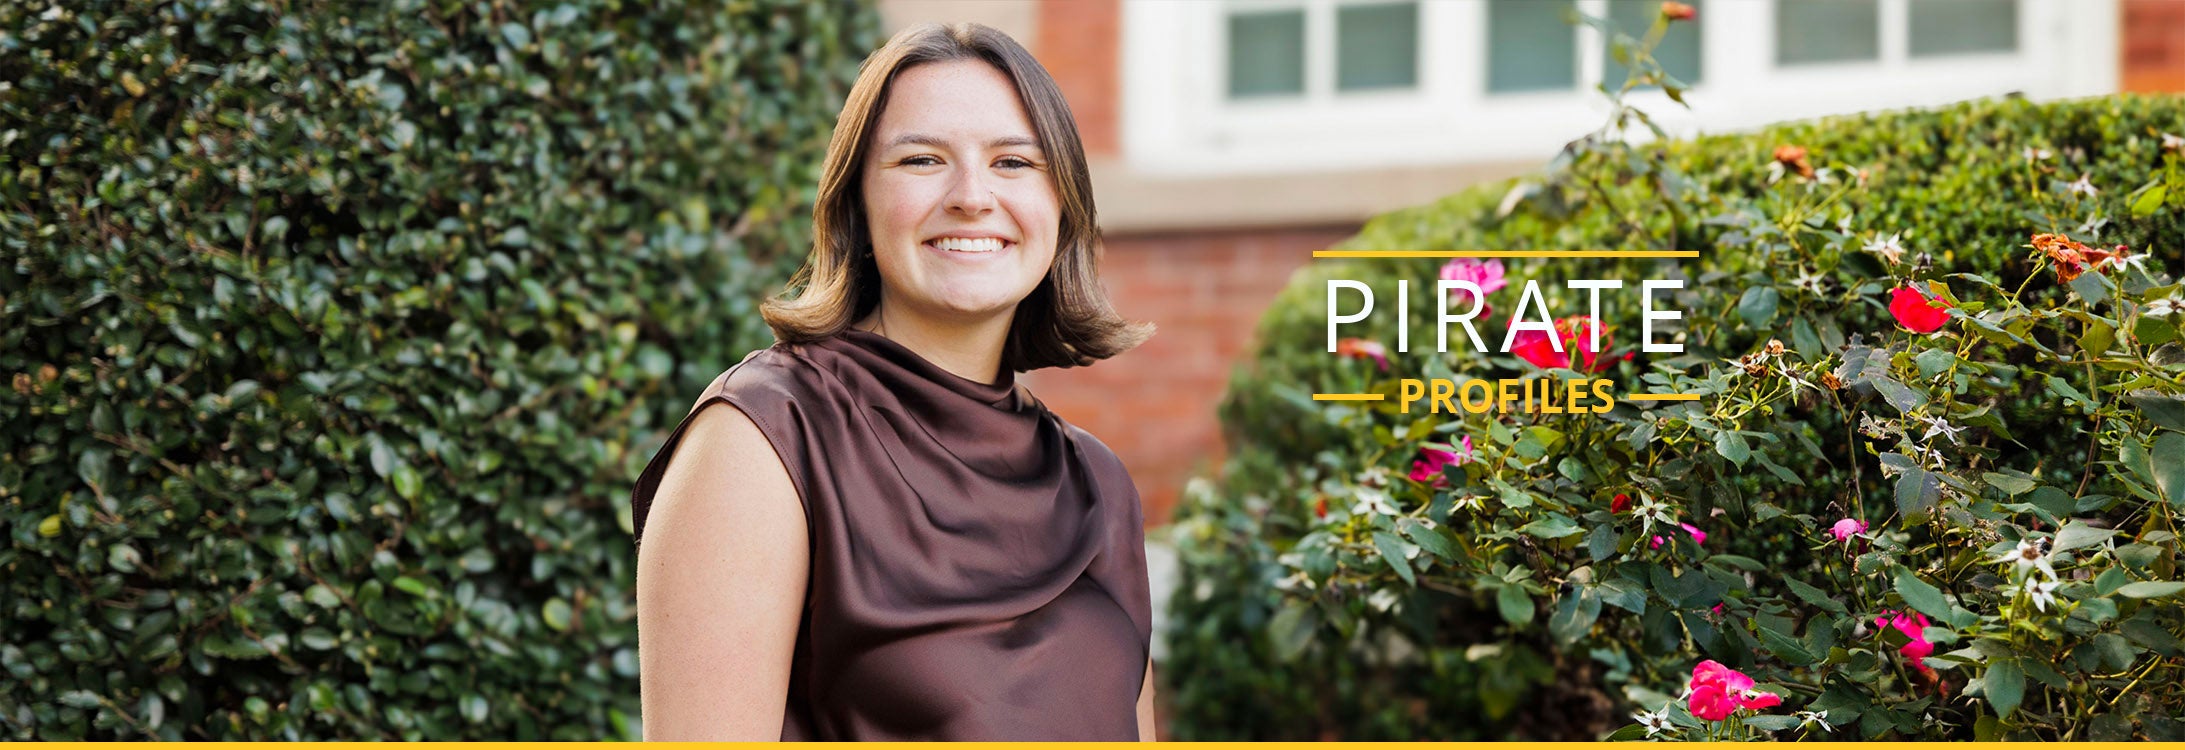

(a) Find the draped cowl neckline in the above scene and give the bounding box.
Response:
[629,328,1154,739]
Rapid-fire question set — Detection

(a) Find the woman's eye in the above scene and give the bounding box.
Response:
[995,157,1034,170]
[901,155,941,166]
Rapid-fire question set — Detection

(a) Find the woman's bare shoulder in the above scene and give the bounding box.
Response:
[647,401,803,529]
[637,402,809,740]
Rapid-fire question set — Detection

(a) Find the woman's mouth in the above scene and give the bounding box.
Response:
[927,236,1012,255]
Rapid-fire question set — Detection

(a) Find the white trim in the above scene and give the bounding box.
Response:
[1120,0,2120,180]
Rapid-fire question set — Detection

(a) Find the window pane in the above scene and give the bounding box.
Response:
[1228,10,1306,98]
[1604,0,1703,88]
[1338,2,1420,91]
[1776,0,1879,65]
[1488,0,1577,93]
[1909,0,2017,57]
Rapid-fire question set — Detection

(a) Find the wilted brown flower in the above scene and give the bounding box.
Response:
[1773,145,1814,179]
[1819,371,1845,390]
[1766,339,1786,356]
[2030,233,2130,283]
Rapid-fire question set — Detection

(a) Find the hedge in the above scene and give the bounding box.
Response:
[0,0,876,739]
[1165,92,2185,741]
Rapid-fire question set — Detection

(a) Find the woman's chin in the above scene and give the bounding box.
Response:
[917,288,1031,322]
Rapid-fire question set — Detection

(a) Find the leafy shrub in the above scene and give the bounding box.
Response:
[1166,15,2185,740]
[0,0,875,739]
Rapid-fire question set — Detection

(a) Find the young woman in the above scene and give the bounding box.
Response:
[630,23,1157,741]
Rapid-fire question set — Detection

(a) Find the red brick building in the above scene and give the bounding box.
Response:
[876,0,2180,530]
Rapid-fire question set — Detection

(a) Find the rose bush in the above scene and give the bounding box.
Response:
[1163,8,2185,741]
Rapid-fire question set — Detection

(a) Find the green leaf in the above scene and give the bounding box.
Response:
[1744,715,1802,732]
[392,576,433,598]
[2053,520,2116,554]
[1871,376,1927,414]
[542,598,573,632]
[1498,584,1535,626]
[2070,271,2111,305]
[2131,182,2168,218]
[1549,587,1603,645]
[461,693,489,725]
[2152,432,2185,506]
[1586,524,1618,562]
[1737,286,1780,329]
[2097,566,2130,596]
[2116,581,2185,599]
[391,464,423,502]
[1519,514,1584,540]
[1598,578,1646,615]
[2125,390,2185,432]
[1895,467,1940,522]
[500,22,533,48]
[1983,658,2025,718]
[1786,577,1847,615]
[1268,602,1320,661]
[1914,347,1957,378]
[1372,532,1417,588]
[1758,624,1819,666]
[1714,429,1751,467]
[1894,569,1952,621]
[1400,519,1463,563]
[1981,471,2036,496]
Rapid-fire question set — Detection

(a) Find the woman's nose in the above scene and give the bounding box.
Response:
[945,167,996,216]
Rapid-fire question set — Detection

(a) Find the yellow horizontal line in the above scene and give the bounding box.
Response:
[1312,393,1387,401]
[1626,393,1702,401]
[1315,250,1699,259]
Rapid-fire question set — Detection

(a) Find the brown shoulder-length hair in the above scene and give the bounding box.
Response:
[760,22,1151,372]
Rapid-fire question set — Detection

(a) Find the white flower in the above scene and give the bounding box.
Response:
[2147,298,2181,318]
[2022,575,2061,612]
[1633,495,1673,536]
[2023,146,2052,162]
[1635,707,1674,737]
[1863,232,1908,265]
[1350,486,1399,517]
[1995,537,2057,580]
[2067,174,2098,197]
[1920,416,1966,445]
[2110,252,2151,274]
[2163,132,2184,153]
[1795,710,1834,731]
[1452,494,1485,513]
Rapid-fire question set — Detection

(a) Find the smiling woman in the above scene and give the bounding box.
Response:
[629,23,1158,741]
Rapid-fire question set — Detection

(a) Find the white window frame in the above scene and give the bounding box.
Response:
[1121,0,2117,179]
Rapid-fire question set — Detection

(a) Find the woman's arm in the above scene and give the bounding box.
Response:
[637,403,809,741]
[1135,658,1157,741]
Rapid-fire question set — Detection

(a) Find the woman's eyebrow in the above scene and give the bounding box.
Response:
[883,133,1042,150]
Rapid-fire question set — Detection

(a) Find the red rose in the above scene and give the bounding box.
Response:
[1888,285,1951,334]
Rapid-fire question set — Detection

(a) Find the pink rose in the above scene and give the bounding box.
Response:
[1829,518,1868,543]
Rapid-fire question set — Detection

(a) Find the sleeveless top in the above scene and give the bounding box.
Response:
[628,330,1153,740]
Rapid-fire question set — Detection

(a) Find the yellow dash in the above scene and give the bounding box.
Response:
[1314,250,1699,259]
[1312,393,1387,401]
[1626,393,1702,401]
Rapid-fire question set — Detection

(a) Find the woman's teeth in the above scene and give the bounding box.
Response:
[932,237,1006,253]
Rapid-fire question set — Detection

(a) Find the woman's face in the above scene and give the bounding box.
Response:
[861,59,1061,326]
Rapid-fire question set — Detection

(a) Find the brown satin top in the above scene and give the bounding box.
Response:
[629,330,1153,740]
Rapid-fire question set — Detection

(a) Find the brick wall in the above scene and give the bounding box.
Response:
[1035,0,1119,156]
[1025,226,1358,527]
[2124,0,2185,92]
